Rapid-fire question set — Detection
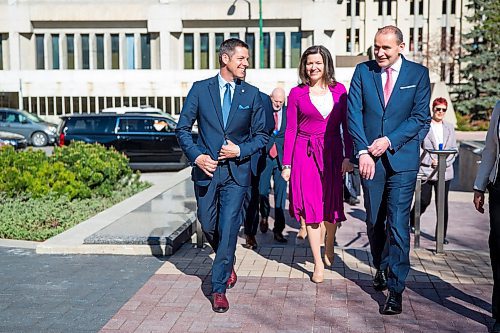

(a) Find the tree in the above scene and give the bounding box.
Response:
[453,0,500,120]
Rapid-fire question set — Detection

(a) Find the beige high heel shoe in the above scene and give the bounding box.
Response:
[311,264,324,283]
[297,220,307,240]
[324,242,335,267]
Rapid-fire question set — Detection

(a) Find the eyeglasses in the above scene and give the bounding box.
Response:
[434,107,447,112]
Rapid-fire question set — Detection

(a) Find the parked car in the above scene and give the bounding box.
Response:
[0,131,28,150]
[0,108,58,146]
[58,113,196,170]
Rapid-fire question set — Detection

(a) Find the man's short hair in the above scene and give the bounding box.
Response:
[218,38,249,66]
[376,25,404,44]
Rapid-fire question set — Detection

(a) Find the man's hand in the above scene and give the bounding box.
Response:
[281,168,291,182]
[431,158,438,169]
[341,158,354,176]
[368,137,390,157]
[473,190,485,214]
[218,139,240,160]
[359,154,375,180]
[195,154,218,177]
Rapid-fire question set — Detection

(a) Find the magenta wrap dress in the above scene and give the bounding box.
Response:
[283,83,353,224]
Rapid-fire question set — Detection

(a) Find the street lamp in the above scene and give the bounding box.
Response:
[227,0,264,69]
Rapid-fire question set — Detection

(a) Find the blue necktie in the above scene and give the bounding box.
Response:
[222,83,232,128]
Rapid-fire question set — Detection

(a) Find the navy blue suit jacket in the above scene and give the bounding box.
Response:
[250,92,275,176]
[176,75,268,187]
[264,106,286,169]
[347,56,431,172]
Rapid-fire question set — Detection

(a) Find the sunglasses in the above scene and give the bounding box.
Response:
[434,107,447,112]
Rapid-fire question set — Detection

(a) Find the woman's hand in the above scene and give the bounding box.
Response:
[341,158,354,176]
[281,168,291,182]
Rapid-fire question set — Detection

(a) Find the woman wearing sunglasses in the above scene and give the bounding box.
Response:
[410,97,457,244]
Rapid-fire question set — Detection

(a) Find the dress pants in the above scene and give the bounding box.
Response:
[258,156,287,234]
[194,164,247,293]
[410,179,451,239]
[488,172,500,319]
[363,155,417,293]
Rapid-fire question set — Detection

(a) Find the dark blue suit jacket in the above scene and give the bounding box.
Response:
[176,75,268,187]
[250,92,275,176]
[347,56,431,172]
[264,106,287,169]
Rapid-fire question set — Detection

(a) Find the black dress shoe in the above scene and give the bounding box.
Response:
[381,290,403,315]
[273,231,288,243]
[443,238,449,245]
[259,217,269,233]
[491,320,500,333]
[373,269,388,291]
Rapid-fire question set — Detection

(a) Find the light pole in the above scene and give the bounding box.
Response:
[259,0,263,69]
[227,0,264,69]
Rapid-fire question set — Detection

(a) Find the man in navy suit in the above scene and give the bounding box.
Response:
[176,38,268,313]
[258,87,288,243]
[347,26,430,315]
[242,91,275,249]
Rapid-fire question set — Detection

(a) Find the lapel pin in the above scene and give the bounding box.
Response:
[241,89,245,93]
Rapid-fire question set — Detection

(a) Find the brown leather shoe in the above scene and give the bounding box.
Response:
[273,231,288,243]
[259,217,269,233]
[227,268,237,289]
[243,235,258,250]
[212,292,229,313]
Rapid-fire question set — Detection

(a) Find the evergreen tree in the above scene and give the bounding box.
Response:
[453,0,500,120]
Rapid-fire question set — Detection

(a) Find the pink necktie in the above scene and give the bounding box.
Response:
[269,112,279,158]
[384,67,394,106]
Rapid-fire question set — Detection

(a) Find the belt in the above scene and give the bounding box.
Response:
[218,159,230,166]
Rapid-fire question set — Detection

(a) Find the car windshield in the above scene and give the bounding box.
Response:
[19,110,43,123]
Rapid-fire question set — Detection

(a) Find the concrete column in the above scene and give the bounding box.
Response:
[270,31,276,69]
[89,33,96,70]
[8,31,20,70]
[285,31,291,69]
[119,32,126,69]
[61,34,68,70]
[104,33,111,70]
[134,33,141,70]
[159,31,170,70]
[44,33,50,70]
[74,33,81,70]
[193,32,200,70]
[208,32,215,69]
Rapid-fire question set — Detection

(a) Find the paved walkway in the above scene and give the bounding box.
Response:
[97,190,494,333]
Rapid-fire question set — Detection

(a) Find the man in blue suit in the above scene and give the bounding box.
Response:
[242,91,275,249]
[175,38,268,313]
[258,87,288,243]
[347,26,430,315]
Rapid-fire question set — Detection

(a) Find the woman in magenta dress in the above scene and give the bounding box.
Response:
[282,45,353,283]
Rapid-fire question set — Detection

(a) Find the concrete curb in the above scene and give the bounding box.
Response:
[35,167,192,255]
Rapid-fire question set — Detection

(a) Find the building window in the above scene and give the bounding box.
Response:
[449,63,455,83]
[52,34,59,69]
[355,29,360,53]
[387,0,392,15]
[347,0,351,16]
[67,34,74,69]
[355,0,360,16]
[442,0,447,14]
[291,32,301,68]
[440,63,446,81]
[126,34,134,69]
[215,33,224,69]
[441,27,446,51]
[263,32,270,68]
[245,33,255,68]
[346,0,360,16]
[419,0,424,14]
[36,34,45,70]
[81,34,90,70]
[346,28,351,52]
[418,27,423,51]
[141,34,151,69]
[450,26,456,50]
[111,34,119,69]
[451,0,456,14]
[230,32,239,39]
[96,34,104,69]
[0,34,3,70]
[200,33,209,70]
[378,0,383,15]
[275,32,285,69]
[184,33,194,69]
[410,0,414,15]
[409,28,414,51]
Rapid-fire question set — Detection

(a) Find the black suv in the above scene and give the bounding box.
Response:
[58,113,195,170]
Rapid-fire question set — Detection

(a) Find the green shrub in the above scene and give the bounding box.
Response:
[0,142,142,199]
